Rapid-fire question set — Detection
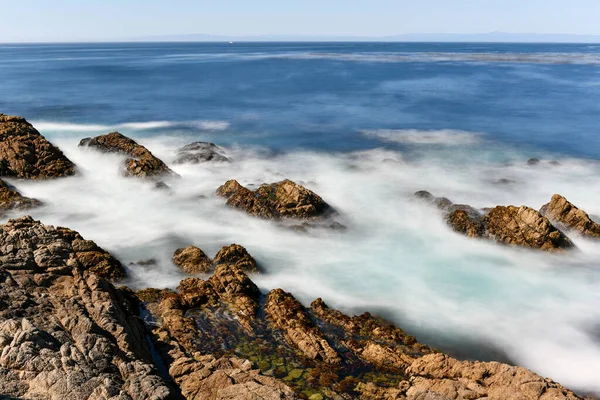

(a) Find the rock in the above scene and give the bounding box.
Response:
[79,131,175,178]
[527,158,541,166]
[129,258,157,266]
[540,194,600,238]
[0,218,173,399]
[172,243,260,275]
[0,114,76,179]
[216,179,334,220]
[0,216,125,280]
[484,205,573,251]
[173,245,213,274]
[174,141,230,164]
[0,179,42,211]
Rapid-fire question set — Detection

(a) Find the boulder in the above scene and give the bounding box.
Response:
[0,179,42,211]
[173,245,213,274]
[213,244,260,273]
[216,179,334,220]
[174,141,230,164]
[0,114,76,179]
[79,131,175,178]
[540,194,600,238]
[172,243,259,274]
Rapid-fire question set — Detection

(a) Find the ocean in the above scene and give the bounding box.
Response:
[1,42,600,395]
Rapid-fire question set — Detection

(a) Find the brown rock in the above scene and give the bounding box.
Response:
[216,179,334,220]
[540,194,600,238]
[173,245,213,274]
[265,289,341,364]
[0,114,76,179]
[213,244,259,273]
[0,179,42,210]
[447,209,485,238]
[79,131,175,178]
[484,205,573,251]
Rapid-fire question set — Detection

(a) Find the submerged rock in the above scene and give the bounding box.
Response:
[216,179,335,220]
[174,141,230,164]
[79,131,175,178]
[416,190,574,252]
[540,194,600,239]
[172,243,260,274]
[0,178,42,211]
[0,114,76,179]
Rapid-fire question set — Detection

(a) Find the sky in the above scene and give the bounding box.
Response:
[1,0,599,42]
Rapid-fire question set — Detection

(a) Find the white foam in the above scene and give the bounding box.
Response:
[362,129,482,145]
[31,120,231,133]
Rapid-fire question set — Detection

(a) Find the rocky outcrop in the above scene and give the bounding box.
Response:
[174,142,229,164]
[79,132,175,178]
[0,178,42,211]
[416,191,573,252]
[0,217,172,399]
[172,243,259,274]
[216,179,334,220]
[540,194,600,238]
[0,114,76,179]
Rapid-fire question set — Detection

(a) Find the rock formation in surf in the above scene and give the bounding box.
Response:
[0,216,586,399]
[0,113,76,179]
[174,141,230,164]
[416,190,574,251]
[79,131,176,178]
[0,178,42,211]
[540,194,600,239]
[172,243,259,274]
[216,179,334,220]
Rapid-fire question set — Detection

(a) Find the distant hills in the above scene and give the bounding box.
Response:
[134,32,600,43]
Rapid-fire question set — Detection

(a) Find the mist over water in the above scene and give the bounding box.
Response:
[2,42,600,395]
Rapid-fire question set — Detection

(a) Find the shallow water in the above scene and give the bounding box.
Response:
[1,42,600,395]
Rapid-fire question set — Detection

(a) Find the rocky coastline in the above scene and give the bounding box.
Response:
[0,114,596,399]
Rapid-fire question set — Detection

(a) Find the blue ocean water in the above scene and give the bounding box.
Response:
[1,42,600,157]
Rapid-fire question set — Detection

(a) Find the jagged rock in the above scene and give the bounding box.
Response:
[173,246,213,274]
[265,289,341,364]
[484,205,573,251]
[0,218,173,399]
[216,179,334,220]
[79,132,175,178]
[0,179,42,211]
[172,243,259,275]
[0,216,124,280]
[174,141,230,164]
[415,191,573,252]
[0,114,76,179]
[406,353,581,400]
[540,194,600,238]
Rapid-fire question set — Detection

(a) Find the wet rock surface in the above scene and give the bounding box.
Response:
[540,194,600,239]
[0,114,76,179]
[173,244,260,274]
[0,178,42,211]
[216,179,335,220]
[79,131,175,178]
[416,191,574,252]
[174,141,230,164]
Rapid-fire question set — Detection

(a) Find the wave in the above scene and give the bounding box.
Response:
[361,129,482,145]
[32,120,231,133]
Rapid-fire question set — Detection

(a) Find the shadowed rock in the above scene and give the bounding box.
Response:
[0,114,76,179]
[216,179,334,220]
[540,194,600,239]
[79,131,175,178]
[174,141,230,164]
[0,179,42,211]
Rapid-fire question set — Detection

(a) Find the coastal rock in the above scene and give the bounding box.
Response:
[174,141,230,164]
[0,179,42,211]
[0,217,173,399]
[216,179,334,220]
[172,243,259,274]
[0,114,76,179]
[173,245,213,274]
[540,194,600,238]
[484,205,573,251]
[79,131,175,178]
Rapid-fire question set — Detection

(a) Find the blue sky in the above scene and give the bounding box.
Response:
[1,0,599,42]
